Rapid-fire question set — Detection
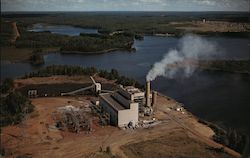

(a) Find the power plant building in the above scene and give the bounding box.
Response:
[118,86,145,106]
[99,82,157,127]
[99,91,139,127]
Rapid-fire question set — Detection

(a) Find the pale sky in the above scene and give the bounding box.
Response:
[1,0,250,12]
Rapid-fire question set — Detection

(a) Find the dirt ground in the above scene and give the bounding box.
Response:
[1,97,112,158]
[15,76,92,87]
[1,93,241,158]
[14,75,116,89]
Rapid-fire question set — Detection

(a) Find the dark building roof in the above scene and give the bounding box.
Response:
[99,93,128,111]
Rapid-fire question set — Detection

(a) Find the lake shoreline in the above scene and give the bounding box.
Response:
[60,47,136,54]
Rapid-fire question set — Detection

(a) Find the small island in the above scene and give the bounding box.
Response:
[29,49,45,66]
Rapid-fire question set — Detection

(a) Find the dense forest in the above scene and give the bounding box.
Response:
[14,29,134,53]
[0,78,34,127]
[61,33,134,53]
[0,20,14,46]
[0,92,34,127]
[15,31,68,48]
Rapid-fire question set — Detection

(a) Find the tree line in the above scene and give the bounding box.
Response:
[198,119,247,154]
[0,79,34,127]
[23,65,144,89]
[61,34,134,53]
[0,92,34,127]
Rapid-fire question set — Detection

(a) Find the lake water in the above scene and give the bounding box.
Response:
[27,23,98,36]
[1,27,250,134]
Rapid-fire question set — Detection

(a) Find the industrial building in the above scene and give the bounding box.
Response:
[99,92,139,127]
[99,81,157,127]
[46,75,157,128]
[118,85,145,106]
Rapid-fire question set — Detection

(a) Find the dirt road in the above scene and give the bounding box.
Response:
[11,22,20,43]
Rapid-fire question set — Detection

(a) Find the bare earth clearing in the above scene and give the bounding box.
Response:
[14,75,115,88]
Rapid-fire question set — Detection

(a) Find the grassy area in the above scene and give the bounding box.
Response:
[121,130,233,158]
[0,47,59,62]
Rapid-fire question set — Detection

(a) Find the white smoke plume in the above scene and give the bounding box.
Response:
[146,34,218,81]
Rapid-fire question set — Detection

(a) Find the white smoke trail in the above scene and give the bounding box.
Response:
[146,34,218,81]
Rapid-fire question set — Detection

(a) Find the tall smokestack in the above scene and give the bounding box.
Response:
[152,91,157,106]
[146,81,151,107]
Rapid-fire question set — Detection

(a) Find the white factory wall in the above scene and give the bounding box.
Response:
[118,102,139,127]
